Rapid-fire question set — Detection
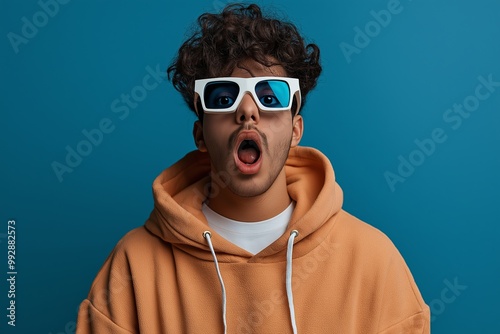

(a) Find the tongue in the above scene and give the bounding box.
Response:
[238,147,259,164]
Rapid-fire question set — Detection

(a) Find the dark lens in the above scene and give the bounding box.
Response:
[204,82,240,109]
[255,80,290,108]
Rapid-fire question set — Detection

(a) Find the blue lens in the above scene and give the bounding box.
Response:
[256,80,290,108]
[204,82,240,109]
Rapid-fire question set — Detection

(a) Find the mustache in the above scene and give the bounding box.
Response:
[227,125,268,151]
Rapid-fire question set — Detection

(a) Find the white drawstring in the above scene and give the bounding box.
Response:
[203,231,227,334]
[203,229,299,334]
[286,230,299,334]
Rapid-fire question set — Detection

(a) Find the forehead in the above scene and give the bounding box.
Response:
[229,58,287,78]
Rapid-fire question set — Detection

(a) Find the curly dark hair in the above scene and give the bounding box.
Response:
[167,3,322,119]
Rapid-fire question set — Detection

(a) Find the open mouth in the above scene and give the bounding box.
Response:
[237,139,261,165]
[233,131,263,174]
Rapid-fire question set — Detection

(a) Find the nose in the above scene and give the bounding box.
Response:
[235,93,260,124]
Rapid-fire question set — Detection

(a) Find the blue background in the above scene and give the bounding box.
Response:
[2,0,499,333]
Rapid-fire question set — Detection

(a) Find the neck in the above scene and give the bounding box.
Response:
[206,169,291,222]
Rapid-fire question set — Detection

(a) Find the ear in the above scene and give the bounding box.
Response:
[193,121,207,152]
[290,115,304,148]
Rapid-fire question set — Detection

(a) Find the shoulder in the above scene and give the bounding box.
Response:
[115,226,164,251]
[107,226,173,267]
[331,211,430,330]
[329,210,419,291]
[333,210,400,260]
[81,227,161,332]
[90,227,171,285]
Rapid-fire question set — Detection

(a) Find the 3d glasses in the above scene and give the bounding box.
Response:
[194,77,301,114]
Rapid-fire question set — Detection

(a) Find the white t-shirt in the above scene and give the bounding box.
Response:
[202,202,295,255]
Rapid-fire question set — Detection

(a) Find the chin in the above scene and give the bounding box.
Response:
[227,172,279,198]
[229,183,270,198]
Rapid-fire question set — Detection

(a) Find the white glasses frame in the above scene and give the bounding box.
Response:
[194,76,301,115]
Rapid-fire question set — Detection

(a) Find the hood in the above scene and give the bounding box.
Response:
[144,146,343,263]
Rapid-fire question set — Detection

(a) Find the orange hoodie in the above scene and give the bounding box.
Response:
[76,146,430,333]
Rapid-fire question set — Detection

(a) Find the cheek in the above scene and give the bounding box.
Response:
[203,122,232,153]
[262,113,293,135]
[262,117,294,144]
[204,135,225,153]
[204,115,233,134]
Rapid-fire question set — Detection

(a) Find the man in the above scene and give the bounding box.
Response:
[76,4,430,333]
